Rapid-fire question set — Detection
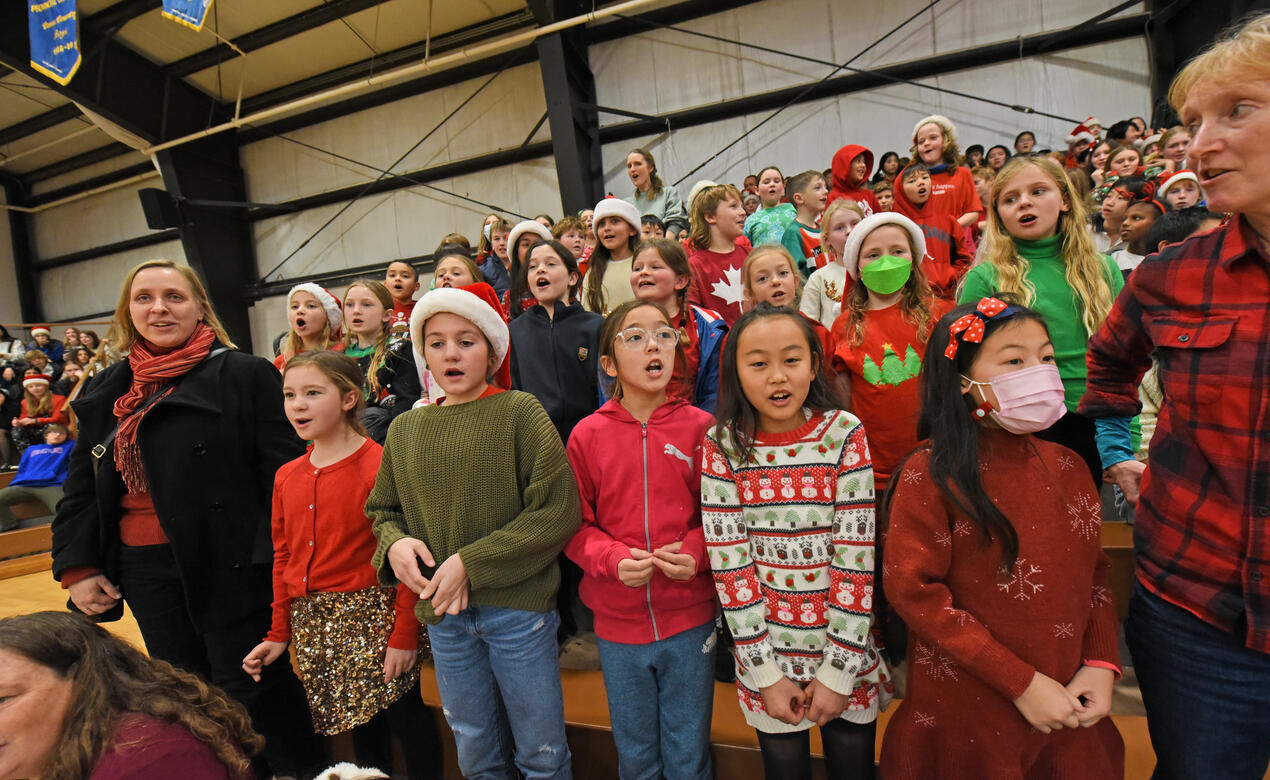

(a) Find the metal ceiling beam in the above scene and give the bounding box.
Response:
[165,0,396,79]
[238,9,535,115]
[530,0,604,214]
[23,143,135,185]
[0,173,40,322]
[0,5,227,148]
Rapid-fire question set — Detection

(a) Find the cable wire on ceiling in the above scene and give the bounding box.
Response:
[259,51,522,282]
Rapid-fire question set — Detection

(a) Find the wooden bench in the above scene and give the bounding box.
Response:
[0,525,54,579]
[414,664,1166,779]
[1102,521,1135,622]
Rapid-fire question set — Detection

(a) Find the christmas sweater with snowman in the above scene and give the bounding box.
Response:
[702,410,892,733]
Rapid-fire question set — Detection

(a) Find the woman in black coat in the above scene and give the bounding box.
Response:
[51,259,320,778]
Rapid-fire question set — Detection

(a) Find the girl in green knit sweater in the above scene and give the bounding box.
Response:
[367,284,581,780]
[959,156,1123,487]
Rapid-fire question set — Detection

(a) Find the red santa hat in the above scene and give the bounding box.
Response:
[591,196,641,233]
[1156,170,1202,200]
[30,325,50,338]
[410,283,510,389]
[1137,133,1163,151]
[287,283,343,339]
[1066,123,1096,146]
[22,369,49,389]
[1084,116,1103,130]
[841,212,928,280]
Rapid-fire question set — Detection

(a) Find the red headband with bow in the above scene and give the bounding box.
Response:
[944,297,1014,359]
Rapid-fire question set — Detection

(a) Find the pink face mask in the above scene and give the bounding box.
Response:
[961,363,1067,434]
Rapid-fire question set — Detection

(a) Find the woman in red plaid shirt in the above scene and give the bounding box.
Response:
[1079,13,1270,779]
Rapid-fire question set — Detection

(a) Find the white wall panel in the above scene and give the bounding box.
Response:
[253,157,563,282]
[39,239,186,322]
[240,62,547,205]
[31,180,163,260]
[601,36,1149,196]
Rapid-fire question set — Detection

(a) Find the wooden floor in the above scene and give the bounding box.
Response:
[7,569,1268,780]
[0,570,1191,780]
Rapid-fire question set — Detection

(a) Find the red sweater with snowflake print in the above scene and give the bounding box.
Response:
[702,410,892,734]
[879,429,1122,779]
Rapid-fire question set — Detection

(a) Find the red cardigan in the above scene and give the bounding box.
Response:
[267,438,419,649]
[880,429,1123,778]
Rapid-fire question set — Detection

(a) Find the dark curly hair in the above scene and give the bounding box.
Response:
[0,611,262,779]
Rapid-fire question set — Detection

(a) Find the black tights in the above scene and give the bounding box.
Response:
[349,682,442,780]
[757,719,876,780]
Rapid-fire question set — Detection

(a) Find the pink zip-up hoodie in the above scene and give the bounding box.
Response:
[565,398,718,644]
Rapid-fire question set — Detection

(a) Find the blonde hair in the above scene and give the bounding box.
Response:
[342,279,393,398]
[978,156,1115,336]
[111,260,236,353]
[1170,12,1270,110]
[688,184,743,252]
[282,289,337,363]
[818,200,864,260]
[741,245,804,301]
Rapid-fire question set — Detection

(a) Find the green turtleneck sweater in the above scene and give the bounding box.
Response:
[367,390,581,624]
[959,234,1123,412]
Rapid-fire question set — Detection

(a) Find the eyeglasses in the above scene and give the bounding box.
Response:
[616,326,680,350]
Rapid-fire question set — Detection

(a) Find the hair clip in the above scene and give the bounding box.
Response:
[943,297,1013,360]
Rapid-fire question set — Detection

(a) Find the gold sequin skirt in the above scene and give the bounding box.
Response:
[290,586,423,735]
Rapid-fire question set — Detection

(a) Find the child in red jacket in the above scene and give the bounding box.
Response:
[565,299,717,780]
[893,163,974,300]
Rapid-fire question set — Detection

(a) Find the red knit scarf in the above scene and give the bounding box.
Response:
[113,322,216,492]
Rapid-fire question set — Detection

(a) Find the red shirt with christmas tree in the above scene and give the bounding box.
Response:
[829,299,952,487]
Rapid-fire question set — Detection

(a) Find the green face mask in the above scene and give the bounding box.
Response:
[860,254,912,295]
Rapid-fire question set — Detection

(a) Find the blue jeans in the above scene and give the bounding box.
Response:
[428,605,571,780]
[598,621,715,780]
[1127,581,1270,779]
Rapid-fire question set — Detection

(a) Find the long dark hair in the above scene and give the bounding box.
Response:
[712,304,842,465]
[898,298,1051,571]
[511,239,580,317]
[0,611,261,779]
[583,217,639,314]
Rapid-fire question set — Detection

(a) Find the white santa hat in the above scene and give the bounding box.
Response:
[409,284,509,386]
[591,196,641,233]
[1157,170,1202,200]
[1084,116,1103,129]
[841,212,928,280]
[685,179,719,212]
[1136,133,1163,151]
[912,114,958,147]
[288,283,343,338]
[507,220,553,255]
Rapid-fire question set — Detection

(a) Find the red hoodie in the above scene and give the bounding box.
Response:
[891,168,974,300]
[826,144,881,217]
[565,398,718,644]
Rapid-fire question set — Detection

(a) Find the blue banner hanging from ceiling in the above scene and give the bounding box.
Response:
[161,0,214,31]
[28,0,80,86]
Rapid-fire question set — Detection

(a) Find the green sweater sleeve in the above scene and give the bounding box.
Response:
[458,398,582,590]
[957,263,996,304]
[368,419,416,586]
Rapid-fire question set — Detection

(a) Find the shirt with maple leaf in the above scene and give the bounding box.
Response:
[687,244,748,327]
[702,409,892,733]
